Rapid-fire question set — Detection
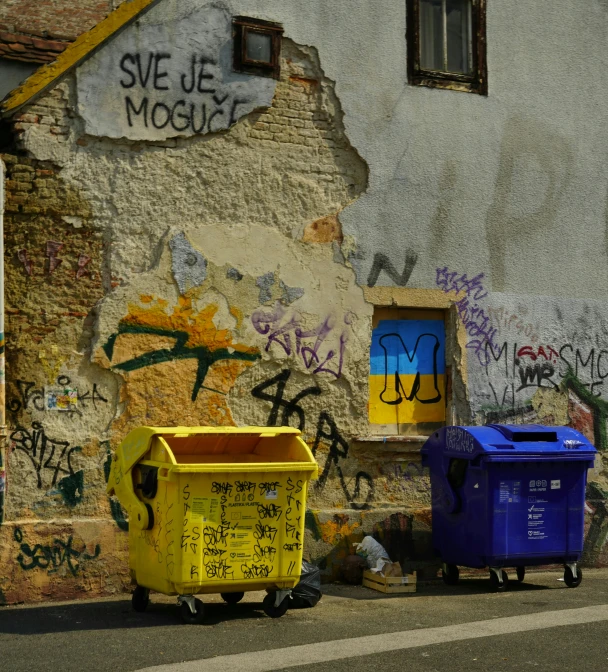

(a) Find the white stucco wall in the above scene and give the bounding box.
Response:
[114,0,608,299]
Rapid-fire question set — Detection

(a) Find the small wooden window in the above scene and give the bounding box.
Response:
[407,0,487,95]
[233,17,283,80]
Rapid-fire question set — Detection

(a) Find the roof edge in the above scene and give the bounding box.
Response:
[1,0,160,115]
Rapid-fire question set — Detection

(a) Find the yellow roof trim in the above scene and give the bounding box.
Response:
[1,0,159,114]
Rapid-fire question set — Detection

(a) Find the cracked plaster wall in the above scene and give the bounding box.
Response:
[2,0,608,600]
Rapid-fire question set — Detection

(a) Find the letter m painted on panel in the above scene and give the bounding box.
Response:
[369,320,446,425]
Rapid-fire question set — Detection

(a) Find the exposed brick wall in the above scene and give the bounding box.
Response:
[11,84,71,141]
[1,150,104,350]
[0,0,126,42]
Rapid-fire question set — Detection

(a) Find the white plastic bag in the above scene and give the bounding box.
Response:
[353,536,391,572]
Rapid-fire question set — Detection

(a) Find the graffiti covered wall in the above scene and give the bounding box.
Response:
[1,0,608,601]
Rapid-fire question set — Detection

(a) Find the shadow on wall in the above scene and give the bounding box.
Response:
[485,117,574,292]
[305,510,439,583]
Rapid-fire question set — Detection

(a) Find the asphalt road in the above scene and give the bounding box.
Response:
[1,568,607,671]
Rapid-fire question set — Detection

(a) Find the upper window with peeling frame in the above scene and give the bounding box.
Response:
[233,16,283,80]
[406,0,487,95]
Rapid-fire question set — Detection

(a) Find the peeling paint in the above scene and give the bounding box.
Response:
[169,232,208,295]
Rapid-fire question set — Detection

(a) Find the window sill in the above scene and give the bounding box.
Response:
[408,75,486,95]
[354,435,429,450]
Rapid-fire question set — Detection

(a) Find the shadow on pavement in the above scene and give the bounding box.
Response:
[0,597,272,634]
[323,578,551,600]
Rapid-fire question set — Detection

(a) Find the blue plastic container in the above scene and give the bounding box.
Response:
[421,424,596,591]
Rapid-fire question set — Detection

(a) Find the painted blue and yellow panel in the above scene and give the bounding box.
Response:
[369,320,446,424]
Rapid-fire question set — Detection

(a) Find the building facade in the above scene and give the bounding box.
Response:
[1,0,607,603]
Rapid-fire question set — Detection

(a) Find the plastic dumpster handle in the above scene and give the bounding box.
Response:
[437,466,461,515]
[106,427,158,531]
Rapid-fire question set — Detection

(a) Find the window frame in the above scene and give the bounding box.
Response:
[233,16,284,80]
[406,0,487,95]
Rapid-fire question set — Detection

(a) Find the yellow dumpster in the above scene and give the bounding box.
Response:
[107,426,318,623]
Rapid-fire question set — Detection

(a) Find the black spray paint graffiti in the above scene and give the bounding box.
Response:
[378,333,442,405]
[251,303,351,379]
[10,423,84,506]
[202,481,236,581]
[251,369,321,431]
[8,376,108,417]
[252,370,374,509]
[367,250,418,287]
[13,527,100,576]
[312,412,374,510]
[485,342,608,405]
[120,52,250,134]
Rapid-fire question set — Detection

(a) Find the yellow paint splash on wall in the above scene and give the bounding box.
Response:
[122,295,257,354]
[319,517,361,545]
[97,295,260,437]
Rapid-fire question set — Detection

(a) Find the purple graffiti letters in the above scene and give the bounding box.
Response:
[436,266,498,367]
[435,267,488,301]
[455,296,500,366]
[251,303,349,378]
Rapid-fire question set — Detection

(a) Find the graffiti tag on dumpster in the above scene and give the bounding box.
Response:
[445,427,475,453]
[178,477,306,582]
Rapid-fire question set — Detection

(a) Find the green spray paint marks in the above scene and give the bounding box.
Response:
[13,527,100,576]
[563,369,608,451]
[103,444,128,531]
[102,323,260,402]
[305,510,323,541]
[57,469,84,507]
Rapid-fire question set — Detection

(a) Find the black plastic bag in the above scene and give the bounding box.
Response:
[290,561,322,608]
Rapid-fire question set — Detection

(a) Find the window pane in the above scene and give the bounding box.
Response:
[245,30,272,64]
[419,0,444,71]
[446,0,472,74]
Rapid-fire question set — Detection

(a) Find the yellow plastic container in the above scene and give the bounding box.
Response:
[107,426,318,622]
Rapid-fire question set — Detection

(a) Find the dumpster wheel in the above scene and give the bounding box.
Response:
[263,592,289,618]
[441,564,459,586]
[516,567,526,583]
[132,586,150,613]
[564,565,583,588]
[221,591,245,605]
[179,597,205,624]
[489,569,508,592]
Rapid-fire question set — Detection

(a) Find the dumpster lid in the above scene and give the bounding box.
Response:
[115,426,315,474]
[422,424,597,461]
[488,424,558,442]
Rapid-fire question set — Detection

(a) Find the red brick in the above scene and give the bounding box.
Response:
[30,36,65,51]
[1,32,34,46]
[43,40,68,53]
[8,42,26,52]
[13,113,39,124]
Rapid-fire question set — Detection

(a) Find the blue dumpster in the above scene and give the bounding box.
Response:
[421,424,596,591]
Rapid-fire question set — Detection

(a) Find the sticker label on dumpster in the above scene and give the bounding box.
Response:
[265,489,278,500]
[192,496,220,523]
[529,479,547,492]
[499,481,521,504]
[551,480,561,490]
[527,502,547,540]
[228,530,254,562]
